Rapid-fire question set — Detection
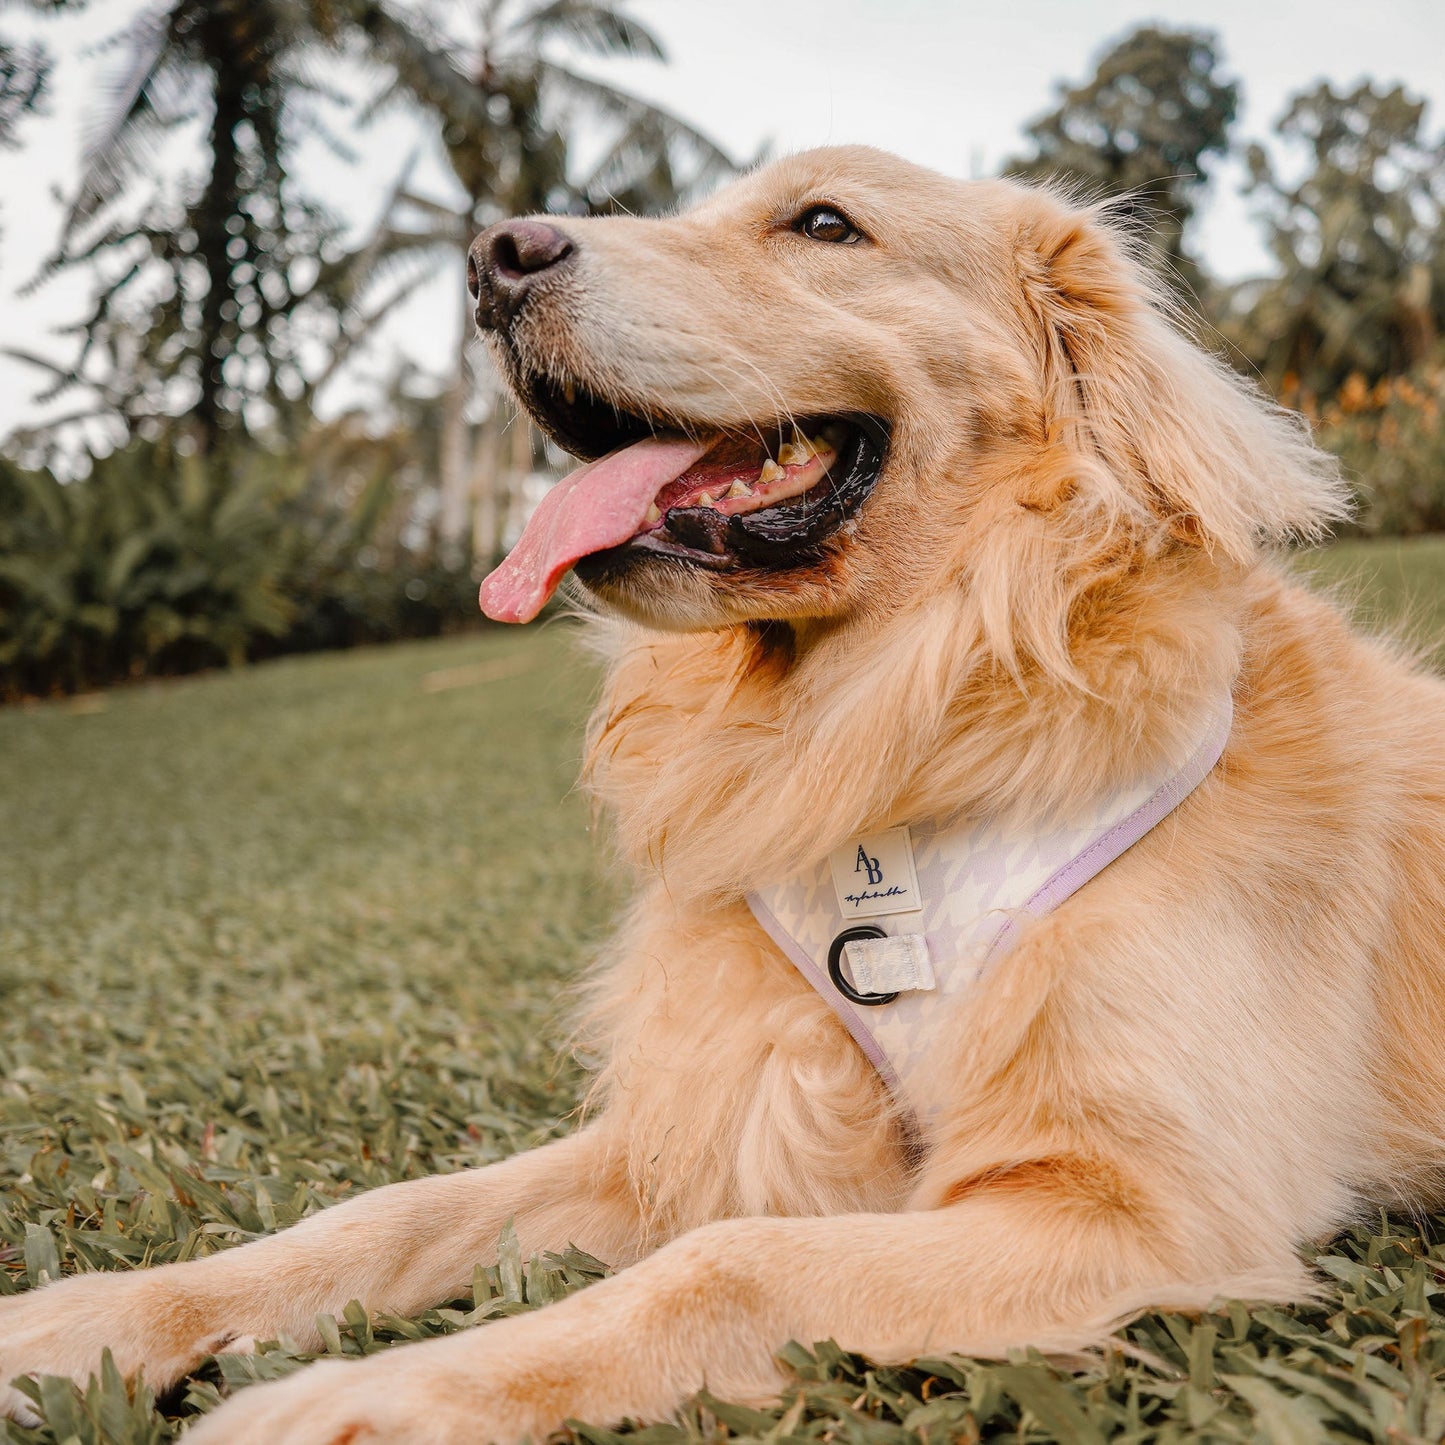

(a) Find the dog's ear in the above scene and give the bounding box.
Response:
[1015,195,1348,562]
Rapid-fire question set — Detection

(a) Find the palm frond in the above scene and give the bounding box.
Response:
[578,110,731,212]
[65,2,173,230]
[305,259,443,397]
[506,1,665,62]
[391,186,472,228]
[537,58,735,178]
[348,2,490,132]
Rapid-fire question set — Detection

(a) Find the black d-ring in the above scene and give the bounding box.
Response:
[827,925,899,1006]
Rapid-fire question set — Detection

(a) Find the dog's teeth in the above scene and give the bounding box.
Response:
[645,503,661,524]
[777,441,813,466]
[758,459,785,486]
[697,491,717,508]
[726,480,752,499]
[563,381,576,405]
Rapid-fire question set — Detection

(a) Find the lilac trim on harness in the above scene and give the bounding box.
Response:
[986,697,1234,963]
[747,889,902,1091]
[745,695,1233,1125]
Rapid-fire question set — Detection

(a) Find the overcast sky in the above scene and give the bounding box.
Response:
[1,0,1443,444]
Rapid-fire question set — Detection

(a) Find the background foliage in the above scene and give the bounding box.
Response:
[1004,26,1239,301]
[1,0,734,697]
[1312,363,1445,536]
[1,14,1443,697]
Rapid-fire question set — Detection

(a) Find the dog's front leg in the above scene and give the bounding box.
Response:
[182,1180,1242,1445]
[0,1127,639,1423]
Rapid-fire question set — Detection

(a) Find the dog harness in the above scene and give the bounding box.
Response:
[746,694,1234,1126]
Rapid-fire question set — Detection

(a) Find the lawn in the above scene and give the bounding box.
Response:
[1298,535,1445,650]
[3,540,1445,1443]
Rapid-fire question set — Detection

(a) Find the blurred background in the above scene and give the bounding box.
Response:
[0,0,1442,697]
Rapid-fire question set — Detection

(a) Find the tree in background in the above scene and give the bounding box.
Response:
[7,0,359,455]
[0,0,736,695]
[352,0,735,564]
[9,13,1445,699]
[1225,81,1444,397]
[10,0,733,557]
[1007,25,1238,301]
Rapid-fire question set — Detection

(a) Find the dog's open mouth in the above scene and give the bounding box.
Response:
[478,372,888,622]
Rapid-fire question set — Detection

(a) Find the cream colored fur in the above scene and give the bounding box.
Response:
[4,146,1444,1445]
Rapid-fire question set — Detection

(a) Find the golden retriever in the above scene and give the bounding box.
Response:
[6,144,1445,1444]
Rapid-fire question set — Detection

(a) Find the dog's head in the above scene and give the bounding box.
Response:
[474,146,1344,649]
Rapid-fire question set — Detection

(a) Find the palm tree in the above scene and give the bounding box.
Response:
[15,0,732,560]
[12,0,357,452]
[343,0,737,563]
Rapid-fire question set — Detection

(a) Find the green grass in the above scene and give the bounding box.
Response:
[4,542,1445,1443]
[1295,535,1445,652]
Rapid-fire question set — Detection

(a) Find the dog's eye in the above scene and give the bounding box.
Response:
[796,206,862,245]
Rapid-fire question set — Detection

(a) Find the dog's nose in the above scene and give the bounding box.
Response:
[468,220,575,331]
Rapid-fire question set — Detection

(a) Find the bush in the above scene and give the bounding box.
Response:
[0,437,488,701]
[1309,357,1445,536]
[0,443,294,698]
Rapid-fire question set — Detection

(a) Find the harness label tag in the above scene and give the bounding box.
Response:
[829,826,922,918]
[844,933,936,994]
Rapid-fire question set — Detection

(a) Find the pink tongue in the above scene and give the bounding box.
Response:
[478,435,713,623]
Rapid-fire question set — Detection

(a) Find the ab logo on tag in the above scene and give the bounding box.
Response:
[829,827,923,918]
[854,846,883,886]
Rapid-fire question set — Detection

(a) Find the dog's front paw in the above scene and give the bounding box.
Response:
[0,1270,248,1424]
[183,1325,587,1445]
[184,1351,489,1445]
